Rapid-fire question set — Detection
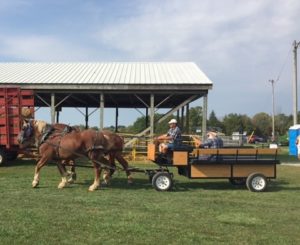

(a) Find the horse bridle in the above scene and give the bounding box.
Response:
[18,120,34,144]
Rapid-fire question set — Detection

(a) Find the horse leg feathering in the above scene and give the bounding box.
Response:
[57,162,69,189]
[32,173,40,188]
[58,177,68,189]
[89,161,102,191]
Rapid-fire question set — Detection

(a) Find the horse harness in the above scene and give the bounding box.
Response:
[24,122,120,170]
[39,125,74,158]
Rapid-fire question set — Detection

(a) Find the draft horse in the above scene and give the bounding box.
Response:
[18,120,132,191]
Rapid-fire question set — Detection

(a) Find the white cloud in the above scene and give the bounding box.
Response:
[0,0,299,121]
[0,34,94,61]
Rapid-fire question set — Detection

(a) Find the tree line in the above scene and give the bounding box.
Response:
[91,106,293,141]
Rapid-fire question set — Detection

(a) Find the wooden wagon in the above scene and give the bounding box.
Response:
[147,143,280,192]
[0,87,34,165]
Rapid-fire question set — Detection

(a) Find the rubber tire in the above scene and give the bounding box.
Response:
[0,149,7,166]
[7,151,18,161]
[152,172,173,191]
[148,174,154,183]
[246,173,267,192]
[229,178,246,186]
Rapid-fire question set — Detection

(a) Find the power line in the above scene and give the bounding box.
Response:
[275,46,292,82]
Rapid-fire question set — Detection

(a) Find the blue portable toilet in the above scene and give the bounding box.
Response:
[289,124,300,156]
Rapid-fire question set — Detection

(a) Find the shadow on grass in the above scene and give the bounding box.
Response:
[29,178,298,193]
[270,180,300,192]
[3,159,37,167]
[75,177,299,193]
[74,177,155,191]
[75,177,246,192]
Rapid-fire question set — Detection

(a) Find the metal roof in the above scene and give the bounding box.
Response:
[0,62,213,108]
[0,62,212,85]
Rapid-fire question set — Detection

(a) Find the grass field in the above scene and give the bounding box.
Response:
[0,158,300,245]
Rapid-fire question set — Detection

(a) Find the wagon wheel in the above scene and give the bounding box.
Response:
[246,173,267,192]
[7,151,18,161]
[0,149,7,166]
[152,172,173,191]
[229,178,246,186]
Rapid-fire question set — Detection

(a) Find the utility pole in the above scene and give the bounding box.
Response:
[292,40,300,125]
[269,79,275,141]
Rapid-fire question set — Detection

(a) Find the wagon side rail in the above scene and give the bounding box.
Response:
[191,148,279,164]
[147,143,279,165]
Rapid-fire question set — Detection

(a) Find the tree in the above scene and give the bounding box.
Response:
[252,113,271,137]
[208,110,223,132]
[128,116,147,133]
[188,106,203,133]
[222,113,253,135]
[275,113,292,136]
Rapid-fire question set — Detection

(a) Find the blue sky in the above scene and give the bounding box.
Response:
[0,0,300,127]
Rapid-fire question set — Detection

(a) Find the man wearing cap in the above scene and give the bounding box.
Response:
[156,119,182,153]
[201,131,223,149]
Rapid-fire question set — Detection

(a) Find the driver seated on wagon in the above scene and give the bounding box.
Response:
[156,119,182,154]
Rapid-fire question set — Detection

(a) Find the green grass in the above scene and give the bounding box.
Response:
[0,159,300,245]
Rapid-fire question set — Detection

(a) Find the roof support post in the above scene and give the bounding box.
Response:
[145,107,149,128]
[115,107,119,132]
[85,107,89,129]
[202,93,208,141]
[150,93,155,138]
[186,104,190,134]
[176,110,180,124]
[56,111,60,123]
[181,106,185,132]
[99,93,104,130]
[51,93,55,124]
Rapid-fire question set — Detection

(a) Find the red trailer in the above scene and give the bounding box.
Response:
[0,87,34,165]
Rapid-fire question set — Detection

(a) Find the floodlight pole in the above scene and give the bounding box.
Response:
[269,79,275,141]
[292,40,300,125]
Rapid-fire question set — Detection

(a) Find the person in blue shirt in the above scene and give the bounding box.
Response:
[200,131,223,148]
[192,131,223,149]
[156,119,182,153]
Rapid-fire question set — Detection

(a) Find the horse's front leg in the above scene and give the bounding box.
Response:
[32,156,48,188]
[89,160,102,192]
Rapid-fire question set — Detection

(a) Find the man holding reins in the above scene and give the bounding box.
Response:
[156,119,182,154]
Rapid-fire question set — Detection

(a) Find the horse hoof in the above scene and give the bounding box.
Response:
[58,182,68,189]
[58,185,64,189]
[32,181,39,188]
[88,185,99,191]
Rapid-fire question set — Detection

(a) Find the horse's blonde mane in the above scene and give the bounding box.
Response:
[33,120,48,133]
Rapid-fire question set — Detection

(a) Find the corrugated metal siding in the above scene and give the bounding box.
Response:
[0,62,212,85]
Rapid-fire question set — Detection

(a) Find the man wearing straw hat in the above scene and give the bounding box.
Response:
[156,119,182,153]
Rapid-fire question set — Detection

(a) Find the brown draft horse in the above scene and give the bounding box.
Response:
[18,120,132,191]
